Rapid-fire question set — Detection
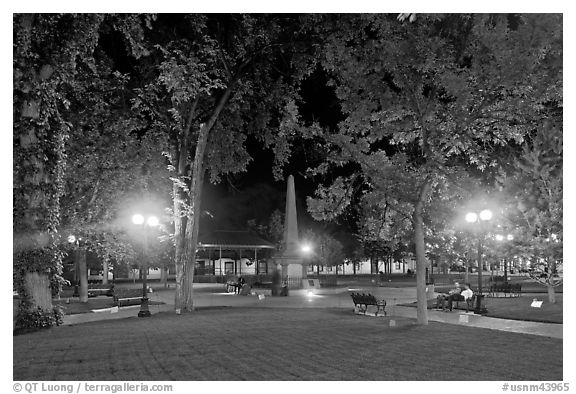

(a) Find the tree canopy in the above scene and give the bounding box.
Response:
[13,13,562,327]
[300,13,562,323]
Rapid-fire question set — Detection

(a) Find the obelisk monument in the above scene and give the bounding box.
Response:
[276,175,306,285]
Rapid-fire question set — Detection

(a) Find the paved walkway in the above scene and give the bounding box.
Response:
[61,284,562,339]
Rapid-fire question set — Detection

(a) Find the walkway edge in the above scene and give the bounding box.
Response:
[392,305,562,339]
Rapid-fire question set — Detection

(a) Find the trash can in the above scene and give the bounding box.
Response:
[473,294,488,314]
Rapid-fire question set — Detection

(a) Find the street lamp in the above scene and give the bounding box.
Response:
[68,235,81,298]
[300,243,313,277]
[465,209,493,314]
[495,233,514,282]
[132,214,159,318]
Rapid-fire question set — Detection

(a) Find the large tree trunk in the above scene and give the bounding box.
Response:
[413,178,433,325]
[14,53,62,325]
[174,124,209,312]
[180,155,206,311]
[160,266,168,288]
[24,272,52,311]
[102,256,109,285]
[174,87,234,312]
[547,284,556,304]
[547,259,557,304]
[77,249,89,303]
[173,185,188,313]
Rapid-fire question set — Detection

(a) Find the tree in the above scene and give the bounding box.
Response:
[499,122,563,303]
[131,15,306,312]
[247,208,285,250]
[301,14,562,324]
[13,14,159,326]
[300,228,345,275]
[353,188,413,275]
[55,14,169,299]
[13,14,106,329]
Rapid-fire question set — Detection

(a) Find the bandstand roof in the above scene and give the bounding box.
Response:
[197,230,276,250]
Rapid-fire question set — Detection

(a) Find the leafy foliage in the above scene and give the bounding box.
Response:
[129,14,308,310]
[247,209,285,250]
[13,14,167,325]
[14,305,64,334]
[13,14,107,327]
[498,121,562,290]
[300,229,345,267]
[300,14,562,323]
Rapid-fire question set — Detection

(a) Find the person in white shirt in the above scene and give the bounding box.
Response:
[447,283,473,311]
[436,282,462,310]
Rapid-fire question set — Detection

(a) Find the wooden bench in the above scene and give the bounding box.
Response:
[226,280,239,293]
[113,289,144,307]
[87,284,114,298]
[252,281,273,289]
[350,292,387,316]
[434,293,475,313]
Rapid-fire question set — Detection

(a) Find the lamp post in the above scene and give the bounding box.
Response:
[132,214,159,318]
[300,243,313,277]
[68,235,88,302]
[495,233,514,283]
[465,209,492,314]
[68,235,80,298]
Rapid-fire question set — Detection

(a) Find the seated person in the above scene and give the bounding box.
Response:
[436,282,462,310]
[446,283,474,311]
[236,275,246,294]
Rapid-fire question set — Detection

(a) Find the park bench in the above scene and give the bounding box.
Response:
[488,283,522,298]
[226,280,239,293]
[349,292,387,316]
[434,293,477,313]
[252,281,273,289]
[113,288,144,307]
[454,295,475,312]
[87,284,114,298]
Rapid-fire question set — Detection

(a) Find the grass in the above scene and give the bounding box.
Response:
[482,295,562,323]
[420,295,563,324]
[52,297,164,315]
[13,307,562,381]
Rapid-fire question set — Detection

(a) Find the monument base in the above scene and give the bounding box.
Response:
[286,263,305,279]
[278,262,307,289]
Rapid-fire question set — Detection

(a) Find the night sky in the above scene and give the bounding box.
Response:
[200,66,352,244]
[96,16,345,239]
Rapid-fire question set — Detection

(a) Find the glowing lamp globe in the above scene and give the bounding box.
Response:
[479,209,493,221]
[132,214,145,225]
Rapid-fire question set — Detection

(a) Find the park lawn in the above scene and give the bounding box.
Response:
[53,297,116,314]
[483,294,562,323]
[13,307,562,381]
[50,297,164,315]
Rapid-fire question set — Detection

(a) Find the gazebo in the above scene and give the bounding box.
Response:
[196,230,276,277]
